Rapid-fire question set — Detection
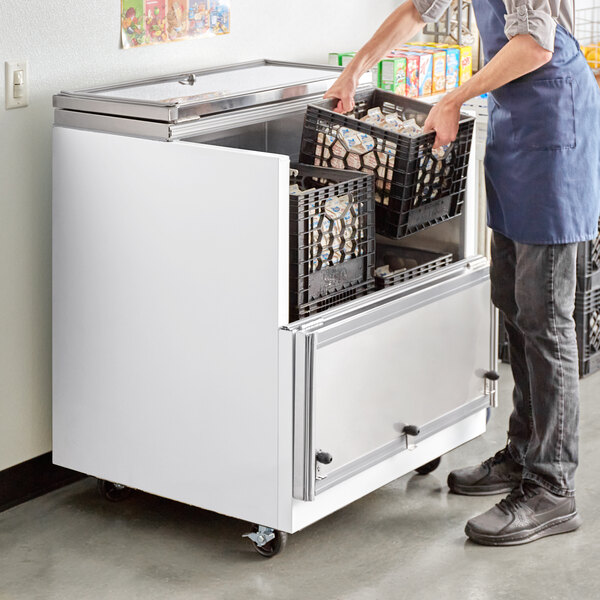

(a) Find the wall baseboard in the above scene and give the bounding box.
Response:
[0,453,85,513]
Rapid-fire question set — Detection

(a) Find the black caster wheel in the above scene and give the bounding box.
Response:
[96,478,134,502]
[415,456,442,475]
[245,525,288,558]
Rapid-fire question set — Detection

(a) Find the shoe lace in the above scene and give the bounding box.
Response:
[497,481,538,515]
[482,446,510,470]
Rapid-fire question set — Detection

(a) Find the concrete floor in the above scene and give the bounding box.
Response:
[1,363,599,600]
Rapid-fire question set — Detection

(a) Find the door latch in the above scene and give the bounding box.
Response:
[315,450,332,480]
[484,370,500,407]
[403,424,420,450]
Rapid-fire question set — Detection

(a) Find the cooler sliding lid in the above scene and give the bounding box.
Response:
[53,59,348,123]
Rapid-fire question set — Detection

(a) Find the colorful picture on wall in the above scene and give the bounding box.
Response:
[122,0,146,48]
[167,0,188,40]
[145,0,167,43]
[121,0,230,48]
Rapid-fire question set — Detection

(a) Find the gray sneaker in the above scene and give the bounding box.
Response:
[465,481,582,546]
[447,446,522,496]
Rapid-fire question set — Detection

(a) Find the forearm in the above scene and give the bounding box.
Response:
[343,1,426,85]
[444,34,553,107]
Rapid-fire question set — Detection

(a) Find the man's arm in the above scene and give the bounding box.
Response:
[424,34,552,147]
[324,1,427,113]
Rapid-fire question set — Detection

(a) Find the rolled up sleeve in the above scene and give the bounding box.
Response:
[504,0,557,52]
[412,0,453,24]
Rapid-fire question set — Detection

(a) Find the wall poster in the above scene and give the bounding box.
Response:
[121,0,231,49]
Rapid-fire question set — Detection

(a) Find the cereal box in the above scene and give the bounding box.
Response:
[450,45,473,85]
[340,52,356,67]
[415,52,433,96]
[379,57,407,95]
[328,52,356,67]
[398,53,419,98]
[328,52,342,66]
[430,49,446,93]
[409,47,446,94]
[444,47,461,89]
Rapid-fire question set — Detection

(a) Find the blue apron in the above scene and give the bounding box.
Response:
[471,0,600,244]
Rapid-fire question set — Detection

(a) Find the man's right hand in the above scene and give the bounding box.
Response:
[323,71,359,114]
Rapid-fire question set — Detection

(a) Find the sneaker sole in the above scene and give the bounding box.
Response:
[448,482,516,496]
[465,512,582,546]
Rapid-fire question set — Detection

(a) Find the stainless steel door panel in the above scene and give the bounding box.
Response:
[290,259,494,501]
[53,59,373,140]
[54,60,349,122]
[313,274,490,475]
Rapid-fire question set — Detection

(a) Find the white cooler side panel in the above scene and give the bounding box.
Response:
[53,127,288,526]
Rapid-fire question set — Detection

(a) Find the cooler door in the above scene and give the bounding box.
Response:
[290,259,496,501]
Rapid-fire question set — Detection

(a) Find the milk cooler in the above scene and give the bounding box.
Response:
[52,60,498,557]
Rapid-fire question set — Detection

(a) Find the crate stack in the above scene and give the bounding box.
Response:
[496,223,600,378]
[498,312,510,364]
[298,88,475,296]
[576,222,600,377]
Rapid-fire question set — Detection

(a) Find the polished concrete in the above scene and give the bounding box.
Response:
[1,363,599,600]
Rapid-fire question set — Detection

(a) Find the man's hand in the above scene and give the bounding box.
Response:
[322,1,426,114]
[423,97,461,149]
[323,71,359,114]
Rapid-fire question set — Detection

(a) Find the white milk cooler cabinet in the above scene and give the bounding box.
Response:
[52,60,498,557]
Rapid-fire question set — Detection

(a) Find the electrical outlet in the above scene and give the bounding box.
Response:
[5,61,29,109]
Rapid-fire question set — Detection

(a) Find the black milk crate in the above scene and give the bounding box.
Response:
[575,287,600,377]
[374,244,452,289]
[293,281,375,321]
[577,222,600,291]
[498,312,510,364]
[289,164,375,321]
[299,88,475,240]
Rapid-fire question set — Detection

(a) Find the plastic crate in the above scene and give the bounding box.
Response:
[498,312,510,364]
[289,164,376,321]
[299,88,475,240]
[294,281,375,320]
[575,287,600,377]
[374,244,452,289]
[577,222,600,291]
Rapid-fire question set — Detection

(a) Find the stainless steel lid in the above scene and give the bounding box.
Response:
[53,59,348,123]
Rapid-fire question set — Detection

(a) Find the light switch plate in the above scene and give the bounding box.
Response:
[5,60,29,109]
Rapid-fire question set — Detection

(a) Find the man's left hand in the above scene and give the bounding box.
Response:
[423,97,461,149]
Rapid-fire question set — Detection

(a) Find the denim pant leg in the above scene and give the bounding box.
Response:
[490,233,532,455]
[513,240,579,496]
[491,231,579,496]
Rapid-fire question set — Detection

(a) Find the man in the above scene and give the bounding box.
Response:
[325,0,600,546]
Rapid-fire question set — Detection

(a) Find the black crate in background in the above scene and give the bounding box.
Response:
[299,88,475,240]
[374,245,452,289]
[577,222,600,291]
[289,165,375,322]
[575,287,600,378]
[498,312,510,364]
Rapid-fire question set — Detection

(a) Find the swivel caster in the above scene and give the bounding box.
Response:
[243,525,288,558]
[96,478,134,502]
[415,456,442,475]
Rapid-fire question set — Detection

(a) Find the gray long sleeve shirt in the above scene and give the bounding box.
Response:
[412,0,574,52]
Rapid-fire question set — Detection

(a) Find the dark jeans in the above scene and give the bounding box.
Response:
[491,231,579,497]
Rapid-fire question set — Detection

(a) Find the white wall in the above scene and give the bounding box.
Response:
[0,0,400,471]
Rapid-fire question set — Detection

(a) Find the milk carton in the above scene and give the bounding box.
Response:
[378,57,407,95]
